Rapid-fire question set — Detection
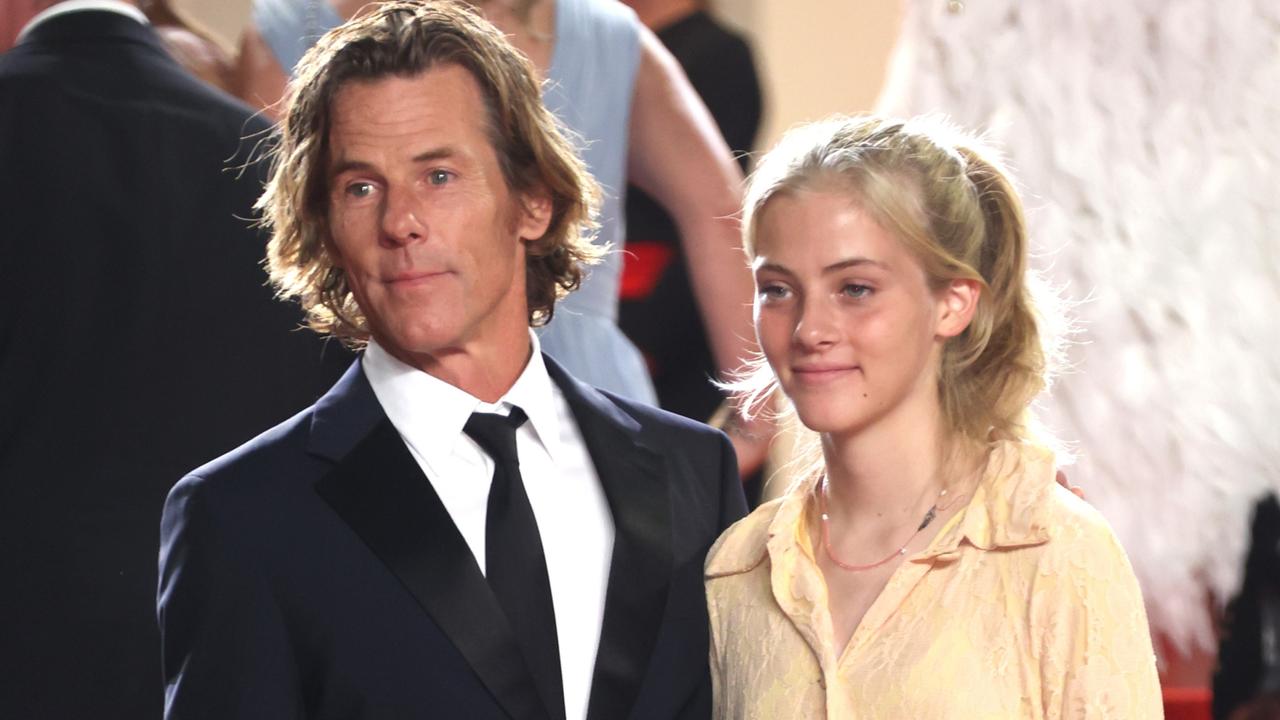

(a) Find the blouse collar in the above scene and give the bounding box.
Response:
[706,439,1057,578]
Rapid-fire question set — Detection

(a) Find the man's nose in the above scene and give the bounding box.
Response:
[380,186,426,246]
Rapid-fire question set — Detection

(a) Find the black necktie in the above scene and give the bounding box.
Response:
[464,408,565,720]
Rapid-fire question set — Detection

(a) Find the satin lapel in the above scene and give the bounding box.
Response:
[314,418,551,720]
[544,359,674,720]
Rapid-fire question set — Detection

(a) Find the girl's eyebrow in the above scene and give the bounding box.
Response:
[822,257,887,273]
[752,256,887,275]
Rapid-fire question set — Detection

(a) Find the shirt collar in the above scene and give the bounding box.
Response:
[482,331,562,462]
[17,1,149,44]
[361,331,563,469]
[915,439,1055,561]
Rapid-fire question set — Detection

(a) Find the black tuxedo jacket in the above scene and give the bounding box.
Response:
[158,357,747,720]
[0,12,346,717]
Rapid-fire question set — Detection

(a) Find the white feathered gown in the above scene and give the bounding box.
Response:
[878,0,1280,655]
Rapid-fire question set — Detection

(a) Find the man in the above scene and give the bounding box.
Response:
[0,2,346,717]
[239,0,758,408]
[157,3,747,719]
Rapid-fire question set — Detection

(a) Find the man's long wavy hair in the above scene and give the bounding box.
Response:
[259,0,601,343]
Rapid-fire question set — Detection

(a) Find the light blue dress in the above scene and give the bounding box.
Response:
[253,0,342,75]
[254,0,658,405]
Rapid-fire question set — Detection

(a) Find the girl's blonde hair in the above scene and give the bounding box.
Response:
[732,115,1062,483]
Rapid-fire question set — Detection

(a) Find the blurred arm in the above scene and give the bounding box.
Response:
[626,28,752,379]
[234,25,289,122]
[626,28,771,473]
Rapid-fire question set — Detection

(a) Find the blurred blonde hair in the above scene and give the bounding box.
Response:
[731,115,1063,488]
[259,0,601,344]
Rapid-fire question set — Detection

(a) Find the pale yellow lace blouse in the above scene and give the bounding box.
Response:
[705,441,1162,719]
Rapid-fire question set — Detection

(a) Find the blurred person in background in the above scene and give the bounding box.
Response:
[617,0,761,426]
[1215,493,1280,720]
[140,0,236,93]
[0,1,346,716]
[706,115,1161,718]
[1,1,43,50]
[235,0,771,474]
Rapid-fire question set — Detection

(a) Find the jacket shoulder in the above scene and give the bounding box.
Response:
[601,390,728,447]
[0,33,270,146]
[172,405,318,505]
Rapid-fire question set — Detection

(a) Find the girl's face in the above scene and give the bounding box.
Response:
[751,188,975,438]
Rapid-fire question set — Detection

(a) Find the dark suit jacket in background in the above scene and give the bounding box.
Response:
[158,356,747,720]
[0,12,347,718]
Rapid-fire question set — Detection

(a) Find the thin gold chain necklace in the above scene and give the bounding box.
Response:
[817,479,947,572]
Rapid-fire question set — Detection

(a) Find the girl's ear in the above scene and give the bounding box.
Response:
[936,278,981,338]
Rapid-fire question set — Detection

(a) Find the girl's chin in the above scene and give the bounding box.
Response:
[792,407,867,436]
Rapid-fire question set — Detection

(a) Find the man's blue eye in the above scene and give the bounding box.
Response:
[428,170,451,185]
[347,182,373,198]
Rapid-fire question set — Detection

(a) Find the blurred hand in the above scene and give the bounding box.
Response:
[1056,469,1086,500]
[711,403,774,480]
[727,420,771,479]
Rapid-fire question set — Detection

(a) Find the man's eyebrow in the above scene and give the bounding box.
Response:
[328,147,458,179]
[328,159,373,179]
[411,147,456,164]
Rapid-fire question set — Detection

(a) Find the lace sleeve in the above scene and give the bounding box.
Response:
[1033,496,1163,718]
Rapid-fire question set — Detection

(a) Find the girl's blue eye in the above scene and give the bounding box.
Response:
[347,182,374,198]
[842,284,872,299]
[759,284,790,300]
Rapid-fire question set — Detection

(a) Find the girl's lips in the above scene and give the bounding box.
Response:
[791,365,859,383]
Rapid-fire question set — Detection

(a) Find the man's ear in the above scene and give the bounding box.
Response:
[320,223,346,270]
[517,188,554,242]
[936,278,982,338]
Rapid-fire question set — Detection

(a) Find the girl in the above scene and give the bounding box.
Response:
[706,115,1161,718]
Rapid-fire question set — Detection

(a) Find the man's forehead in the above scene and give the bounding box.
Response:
[327,62,487,115]
[324,66,490,163]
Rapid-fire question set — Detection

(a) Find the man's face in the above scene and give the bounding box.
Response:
[325,64,550,372]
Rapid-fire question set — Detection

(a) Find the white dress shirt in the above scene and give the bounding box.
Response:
[17,1,148,44]
[362,333,615,720]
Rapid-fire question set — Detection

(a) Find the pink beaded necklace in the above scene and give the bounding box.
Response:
[817,479,948,572]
